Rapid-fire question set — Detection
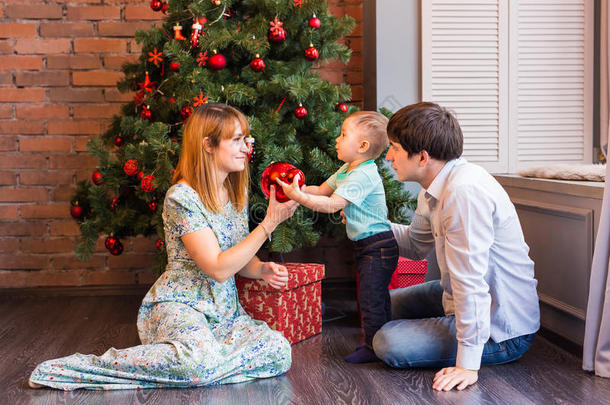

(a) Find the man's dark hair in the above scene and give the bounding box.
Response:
[387,102,463,161]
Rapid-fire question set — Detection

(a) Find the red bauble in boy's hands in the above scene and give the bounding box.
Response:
[260,162,305,202]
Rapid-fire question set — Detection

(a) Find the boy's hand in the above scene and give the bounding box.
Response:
[276,174,303,201]
[432,366,478,391]
[261,262,289,289]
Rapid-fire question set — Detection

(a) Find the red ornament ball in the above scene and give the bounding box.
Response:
[114,136,124,147]
[137,171,144,181]
[268,27,287,44]
[294,105,307,119]
[208,53,227,71]
[156,238,165,251]
[309,16,321,29]
[169,62,180,72]
[304,45,319,61]
[105,236,119,250]
[211,0,221,5]
[141,175,156,193]
[92,170,103,185]
[181,106,193,119]
[123,159,139,176]
[161,2,168,13]
[260,162,305,203]
[110,196,119,210]
[150,0,163,12]
[70,203,83,219]
[141,105,152,121]
[250,56,266,72]
[148,201,158,212]
[109,240,124,256]
[337,103,349,113]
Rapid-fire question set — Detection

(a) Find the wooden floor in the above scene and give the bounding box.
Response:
[1,295,610,405]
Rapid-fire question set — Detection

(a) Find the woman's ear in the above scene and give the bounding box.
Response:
[202,137,213,154]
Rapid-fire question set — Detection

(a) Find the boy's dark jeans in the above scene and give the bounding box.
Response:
[354,230,399,346]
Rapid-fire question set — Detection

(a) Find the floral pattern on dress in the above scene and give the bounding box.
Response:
[29,183,291,390]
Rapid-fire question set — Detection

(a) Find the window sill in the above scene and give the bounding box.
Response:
[494,174,604,200]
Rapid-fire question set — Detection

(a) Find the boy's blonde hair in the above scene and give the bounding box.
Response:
[348,111,390,158]
[172,103,250,213]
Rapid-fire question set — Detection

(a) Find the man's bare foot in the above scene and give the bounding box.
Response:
[28,380,43,389]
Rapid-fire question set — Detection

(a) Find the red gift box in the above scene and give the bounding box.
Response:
[388,257,427,290]
[235,263,325,345]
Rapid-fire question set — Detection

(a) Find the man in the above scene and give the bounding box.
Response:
[370,102,540,391]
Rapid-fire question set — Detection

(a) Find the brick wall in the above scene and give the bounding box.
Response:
[0,0,363,288]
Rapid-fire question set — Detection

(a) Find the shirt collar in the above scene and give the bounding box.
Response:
[338,159,375,179]
[424,158,461,201]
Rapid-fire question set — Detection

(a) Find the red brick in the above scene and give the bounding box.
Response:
[73,104,122,119]
[136,269,157,285]
[19,136,73,152]
[0,121,45,135]
[82,269,137,285]
[48,120,101,135]
[74,38,126,53]
[50,185,76,202]
[49,221,81,237]
[0,171,16,185]
[21,204,71,219]
[347,52,362,70]
[98,21,154,37]
[5,4,63,20]
[345,5,363,21]
[131,236,157,252]
[351,84,363,101]
[104,88,134,102]
[49,88,104,103]
[75,136,93,152]
[318,69,344,85]
[346,70,363,85]
[0,105,13,119]
[49,154,98,169]
[0,205,18,220]
[40,22,95,37]
[0,271,27,288]
[346,36,362,53]
[0,154,47,169]
[351,22,362,36]
[53,255,106,270]
[0,88,45,103]
[15,71,70,87]
[0,72,12,85]
[129,40,143,54]
[20,170,74,185]
[0,222,46,236]
[73,71,124,87]
[16,105,69,120]
[124,5,160,21]
[21,237,74,254]
[0,188,47,203]
[47,54,100,70]
[67,6,120,20]
[15,39,72,55]
[0,23,36,38]
[108,253,155,269]
[0,40,13,54]
[0,135,16,151]
[24,270,82,286]
[0,237,19,253]
[103,55,138,70]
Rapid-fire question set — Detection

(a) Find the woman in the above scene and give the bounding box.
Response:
[29,104,299,390]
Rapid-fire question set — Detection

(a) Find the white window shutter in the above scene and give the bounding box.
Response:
[422,0,509,173]
[508,0,593,171]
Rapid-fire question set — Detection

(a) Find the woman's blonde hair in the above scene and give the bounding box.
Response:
[172,103,250,213]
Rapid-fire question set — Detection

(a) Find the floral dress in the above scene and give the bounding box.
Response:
[29,183,291,390]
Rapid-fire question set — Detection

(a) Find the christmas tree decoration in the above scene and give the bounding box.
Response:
[148,201,158,212]
[70,202,83,220]
[133,90,145,106]
[141,105,153,121]
[304,44,319,61]
[250,55,265,72]
[268,17,287,44]
[309,14,321,29]
[141,175,156,193]
[147,48,163,67]
[138,71,156,94]
[208,51,226,71]
[261,162,305,203]
[193,92,208,107]
[245,136,255,162]
[156,238,165,251]
[223,9,233,19]
[190,17,207,48]
[91,170,103,186]
[114,135,124,147]
[181,106,193,119]
[294,104,307,119]
[109,240,124,256]
[169,61,180,72]
[123,159,139,176]
[336,102,348,113]
[161,2,168,14]
[173,23,186,41]
[111,196,119,210]
[150,0,163,12]
[211,0,221,5]
[137,171,144,181]
[294,0,306,7]
[197,51,208,67]
[105,235,119,250]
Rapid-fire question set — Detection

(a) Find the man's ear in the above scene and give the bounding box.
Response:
[418,150,429,167]
[202,137,213,154]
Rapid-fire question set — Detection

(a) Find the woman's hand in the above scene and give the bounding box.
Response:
[263,185,299,230]
[261,262,289,289]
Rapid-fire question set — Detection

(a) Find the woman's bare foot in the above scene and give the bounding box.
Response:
[28,380,43,389]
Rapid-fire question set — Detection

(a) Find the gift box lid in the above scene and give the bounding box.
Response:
[235,262,325,292]
[396,257,427,274]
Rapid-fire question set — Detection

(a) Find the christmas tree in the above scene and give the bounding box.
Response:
[70,0,416,274]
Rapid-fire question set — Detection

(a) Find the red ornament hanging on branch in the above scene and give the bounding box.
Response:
[181,106,193,119]
[156,238,165,251]
[148,201,158,212]
[294,104,307,119]
[208,50,226,71]
[190,17,207,48]
[92,170,103,185]
[268,17,287,44]
[304,44,319,61]
[193,92,208,107]
[110,196,119,210]
[150,0,163,12]
[173,23,186,41]
[123,159,139,176]
[105,235,119,250]
[138,71,156,94]
[141,175,156,193]
[250,54,265,72]
[169,61,180,72]
[337,102,349,113]
[197,51,208,67]
[70,201,83,220]
[114,135,124,147]
[141,105,153,121]
[309,14,321,29]
[211,0,221,5]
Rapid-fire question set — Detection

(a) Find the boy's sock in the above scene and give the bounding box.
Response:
[344,344,380,363]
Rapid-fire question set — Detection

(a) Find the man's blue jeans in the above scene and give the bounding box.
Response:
[372,280,535,368]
